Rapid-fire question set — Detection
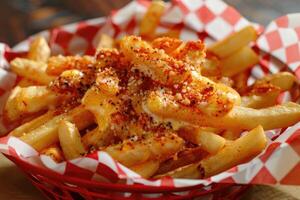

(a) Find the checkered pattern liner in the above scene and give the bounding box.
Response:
[0,0,300,191]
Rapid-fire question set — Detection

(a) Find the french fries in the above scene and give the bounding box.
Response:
[104,133,184,167]
[179,127,226,154]
[96,34,114,49]
[208,26,257,58]
[156,147,207,175]
[28,36,51,62]
[5,6,300,182]
[11,58,55,84]
[156,125,266,179]
[130,160,160,178]
[220,46,259,77]
[253,72,296,91]
[19,106,94,151]
[9,111,54,137]
[4,86,58,121]
[41,145,64,163]
[140,0,165,40]
[145,92,300,130]
[46,55,95,76]
[58,120,86,160]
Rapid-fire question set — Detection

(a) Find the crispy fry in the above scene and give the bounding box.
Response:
[254,72,296,91]
[28,36,51,62]
[151,37,183,54]
[20,106,94,151]
[58,120,86,160]
[156,125,266,179]
[9,111,54,137]
[47,55,95,76]
[208,26,257,58]
[220,46,258,77]
[241,90,280,109]
[221,129,242,140]
[104,133,184,167]
[120,35,191,85]
[140,0,165,40]
[96,34,114,49]
[179,127,226,154]
[145,92,300,130]
[10,58,55,84]
[41,145,64,163]
[4,86,58,121]
[156,147,207,175]
[130,160,160,178]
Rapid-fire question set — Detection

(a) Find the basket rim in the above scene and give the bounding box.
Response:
[3,153,238,193]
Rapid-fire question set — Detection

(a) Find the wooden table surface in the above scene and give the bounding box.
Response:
[1,0,300,199]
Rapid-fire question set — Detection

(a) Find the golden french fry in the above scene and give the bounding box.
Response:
[10,58,55,85]
[254,72,296,91]
[130,160,160,178]
[220,46,259,77]
[17,78,38,87]
[20,106,94,151]
[4,86,58,121]
[140,0,165,40]
[208,26,257,58]
[9,111,54,137]
[221,129,242,140]
[58,120,86,160]
[120,36,190,85]
[104,133,184,167]
[28,36,51,62]
[145,92,300,130]
[156,125,266,179]
[179,127,226,154]
[241,90,280,109]
[97,34,114,49]
[82,127,114,150]
[156,147,207,175]
[46,55,95,76]
[41,145,64,163]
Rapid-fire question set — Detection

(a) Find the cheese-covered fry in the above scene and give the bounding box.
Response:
[47,55,95,76]
[10,58,55,84]
[28,36,51,62]
[120,36,191,85]
[145,92,300,130]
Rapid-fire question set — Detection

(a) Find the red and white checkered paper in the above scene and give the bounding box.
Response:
[0,0,300,192]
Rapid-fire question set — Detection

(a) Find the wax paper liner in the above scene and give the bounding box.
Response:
[0,0,300,191]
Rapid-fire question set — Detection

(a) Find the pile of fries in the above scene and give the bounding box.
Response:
[4,1,300,179]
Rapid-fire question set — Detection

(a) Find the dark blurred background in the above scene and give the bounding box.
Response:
[0,0,299,46]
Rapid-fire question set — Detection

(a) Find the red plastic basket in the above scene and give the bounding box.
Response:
[5,154,249,200]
